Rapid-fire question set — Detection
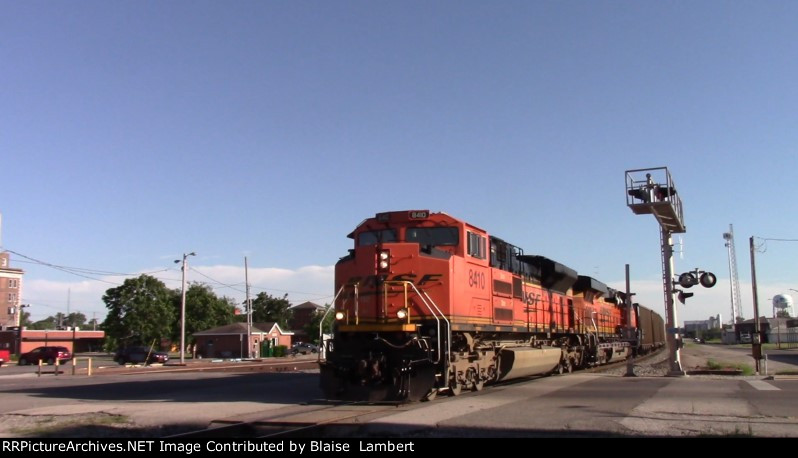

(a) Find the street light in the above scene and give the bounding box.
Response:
[175,252,196,364]
[16,304,30,328]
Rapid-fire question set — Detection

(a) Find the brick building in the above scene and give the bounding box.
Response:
[0,252,24,329]
[0,328,106,355]
[288,301,326,342]
[193,322,293,359]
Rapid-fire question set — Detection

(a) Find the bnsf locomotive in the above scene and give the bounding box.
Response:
[320,210,664,402]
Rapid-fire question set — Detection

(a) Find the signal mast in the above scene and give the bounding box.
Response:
[626,167,687,376]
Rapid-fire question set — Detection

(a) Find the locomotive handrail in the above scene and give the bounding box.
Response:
[382,281,449,366]
[420,289,451,367]
[589,313,599,345]
[354,282,359,325]
[318,285,347,362]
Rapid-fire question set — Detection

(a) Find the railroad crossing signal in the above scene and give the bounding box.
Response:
[674,268,716,304]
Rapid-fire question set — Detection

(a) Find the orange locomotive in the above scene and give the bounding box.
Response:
[320,210,664,402]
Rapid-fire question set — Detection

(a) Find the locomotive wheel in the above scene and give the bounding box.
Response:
[566,359,574,373]
[422,388,438,402]
[472,379,484,392]
[449,382,463,396]
[557,363,565,375]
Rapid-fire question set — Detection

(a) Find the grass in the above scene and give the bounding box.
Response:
[706,359,755,375]
[8,413,131,437]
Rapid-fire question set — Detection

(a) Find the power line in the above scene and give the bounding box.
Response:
[186,266,331,301]
[2,248,169,284]
[753,237,798,253]
[188,266,247,293]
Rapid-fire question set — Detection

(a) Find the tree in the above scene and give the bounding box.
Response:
[303,305,334,345]
[777,309,792,318]
[251,292,292,329]
[102,274,177,350]
[171,283,237,344]
[28,316,57,330]
[20,310,32,328]
[64,312,87,328]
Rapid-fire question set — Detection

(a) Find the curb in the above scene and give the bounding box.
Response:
[769,375,798,380]
[686,369,743,376]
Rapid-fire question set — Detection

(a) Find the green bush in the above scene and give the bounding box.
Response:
[273,345,287,357]
[707,359,754,375]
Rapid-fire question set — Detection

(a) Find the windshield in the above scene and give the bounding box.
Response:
[358,229,397,246]
[406,227,459,247]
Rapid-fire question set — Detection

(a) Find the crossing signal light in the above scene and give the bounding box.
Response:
[699,272,717,288]
[678,272,697,288]
[677,290,694,304]
[677,270,716,289]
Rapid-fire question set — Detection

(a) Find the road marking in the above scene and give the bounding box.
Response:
[747,380,780,391]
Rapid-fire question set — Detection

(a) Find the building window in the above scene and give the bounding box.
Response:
[8,279,17,288]
[8,293,17,303]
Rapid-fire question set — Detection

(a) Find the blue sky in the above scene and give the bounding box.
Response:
[2,1,797,325]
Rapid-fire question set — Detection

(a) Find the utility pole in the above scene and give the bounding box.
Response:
[749,237,762,374]
[624,264,636,377]
[176,252,196,365]
[245,256,252,359]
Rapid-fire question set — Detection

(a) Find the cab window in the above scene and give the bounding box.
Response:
[406,227,459,246]
[358,229,397,246]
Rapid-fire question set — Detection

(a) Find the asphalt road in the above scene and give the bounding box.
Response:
[1,346,796,438]
[0,356,322,437]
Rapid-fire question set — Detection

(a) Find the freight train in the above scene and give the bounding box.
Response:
[320,210,665,402]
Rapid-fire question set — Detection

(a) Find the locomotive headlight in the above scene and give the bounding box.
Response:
[377,251,390,271]
[396,308,408,320]
[335,311,345,321]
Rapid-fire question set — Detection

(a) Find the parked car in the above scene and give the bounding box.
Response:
[114,346,169,365]
[0,346,10,367]
[291,342,318,355]
[18,346,72,365]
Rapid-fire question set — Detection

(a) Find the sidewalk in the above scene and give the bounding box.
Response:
[680,342,798,376]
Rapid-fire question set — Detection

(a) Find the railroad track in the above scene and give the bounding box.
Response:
[167,401,407,438]
[168,347,666,439]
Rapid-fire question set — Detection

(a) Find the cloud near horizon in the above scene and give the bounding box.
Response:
[21,264,336,323]
[19,266,794,326]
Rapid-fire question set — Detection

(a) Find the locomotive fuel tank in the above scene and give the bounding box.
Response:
[496,347,562,380]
